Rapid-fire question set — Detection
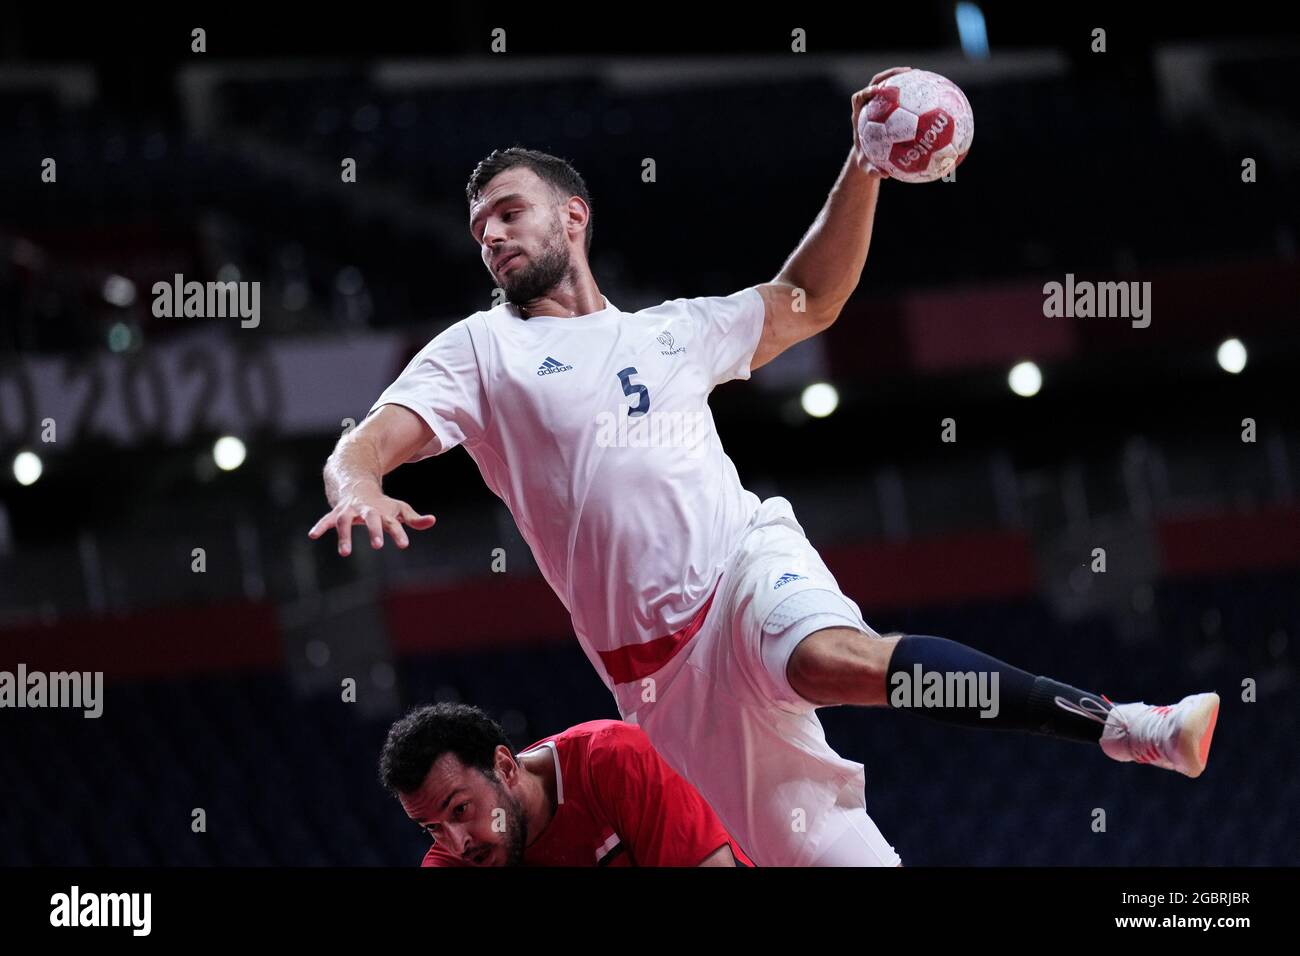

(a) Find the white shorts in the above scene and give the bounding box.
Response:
[625,496,902,867]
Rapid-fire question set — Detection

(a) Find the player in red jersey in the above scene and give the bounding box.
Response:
[380,703,753,866]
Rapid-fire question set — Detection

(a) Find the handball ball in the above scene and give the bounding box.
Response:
[857,69,974,183]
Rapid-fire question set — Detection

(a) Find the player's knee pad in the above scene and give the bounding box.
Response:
[761,587,870,640]
[760,589,876,704]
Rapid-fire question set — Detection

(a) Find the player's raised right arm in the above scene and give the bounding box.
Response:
[309,404,438,556]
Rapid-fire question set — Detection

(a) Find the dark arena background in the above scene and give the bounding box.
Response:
[1,3,1297,923]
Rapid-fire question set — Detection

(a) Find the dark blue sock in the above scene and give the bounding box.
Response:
[884,634,1108,743]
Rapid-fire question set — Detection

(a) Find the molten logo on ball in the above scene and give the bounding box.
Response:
[858,70,974,183]
[893,111,953,172]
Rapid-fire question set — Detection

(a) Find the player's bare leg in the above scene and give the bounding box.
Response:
[786,626,1220,779]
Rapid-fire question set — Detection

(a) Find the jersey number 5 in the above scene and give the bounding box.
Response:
[617,367,650,417]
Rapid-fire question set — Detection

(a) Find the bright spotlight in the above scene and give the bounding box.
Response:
[1008,361,1042,397]
[13,451,43,486]
[800,382,839,418]
[1216,338,1246,374]
[213,436,247,471]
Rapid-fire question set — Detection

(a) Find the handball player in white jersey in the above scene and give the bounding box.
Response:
[311,68,1220,866]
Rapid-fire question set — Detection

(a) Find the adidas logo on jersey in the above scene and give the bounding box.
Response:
[774,572,808,589]
[536,356,574,376]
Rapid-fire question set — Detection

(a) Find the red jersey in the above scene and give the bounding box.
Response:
[421,719,754,867]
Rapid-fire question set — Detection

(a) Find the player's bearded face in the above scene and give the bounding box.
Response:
[461,771,528,866]
[499,210,570,304]
[491,775,529,866]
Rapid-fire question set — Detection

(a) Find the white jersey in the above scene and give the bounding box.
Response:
[369,288,766,694]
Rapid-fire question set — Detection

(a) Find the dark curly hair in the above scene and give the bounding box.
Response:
[379,702,513,796]
[466,146,593,256]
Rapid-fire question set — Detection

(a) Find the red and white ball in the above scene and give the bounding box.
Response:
[857,69,974,183]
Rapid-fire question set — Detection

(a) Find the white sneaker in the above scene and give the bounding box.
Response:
[1098,692,1220,778]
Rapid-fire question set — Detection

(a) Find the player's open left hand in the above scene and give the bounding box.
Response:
[851,66,913,177]
[307,492,436,556]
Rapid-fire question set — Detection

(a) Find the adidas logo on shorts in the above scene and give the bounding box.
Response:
[774,572,808,589]
[537,356,574,376]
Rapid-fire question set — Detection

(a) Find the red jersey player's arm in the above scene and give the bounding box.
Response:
[697,844,738,866]
[588,724,739,867]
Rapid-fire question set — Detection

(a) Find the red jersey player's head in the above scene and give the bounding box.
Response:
[466,147,594,307]
[380,703,533,866]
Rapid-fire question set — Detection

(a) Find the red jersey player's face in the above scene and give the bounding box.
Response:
[400,750,526,866]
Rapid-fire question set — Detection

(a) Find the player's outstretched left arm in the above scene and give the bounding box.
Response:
[749,66,912,372]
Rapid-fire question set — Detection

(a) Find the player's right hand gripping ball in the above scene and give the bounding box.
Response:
[857,69,973,183]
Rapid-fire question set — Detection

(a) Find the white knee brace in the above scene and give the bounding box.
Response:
[760,589,874,703]
[761,587,867,639]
